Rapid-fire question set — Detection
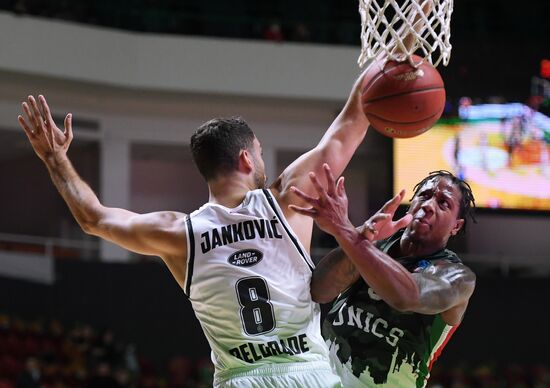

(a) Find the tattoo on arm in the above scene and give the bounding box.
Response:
[412,262,476,315]
[312,248,360,303]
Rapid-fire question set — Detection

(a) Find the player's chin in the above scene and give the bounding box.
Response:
[408,225,431,241]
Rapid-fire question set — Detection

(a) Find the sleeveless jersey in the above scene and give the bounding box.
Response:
[324,231,462,388]
[184,189,331,379]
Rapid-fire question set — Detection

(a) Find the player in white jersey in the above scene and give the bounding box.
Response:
[18,66,371,386]
[187,188,332,386]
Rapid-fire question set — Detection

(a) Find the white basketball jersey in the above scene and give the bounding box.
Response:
[184,189,330,376]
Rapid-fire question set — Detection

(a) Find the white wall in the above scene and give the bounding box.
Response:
[0,12,360,101]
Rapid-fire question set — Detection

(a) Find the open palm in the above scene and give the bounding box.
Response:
[18,95,73,163]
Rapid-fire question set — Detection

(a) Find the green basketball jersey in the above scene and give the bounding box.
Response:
[323,231,462,388]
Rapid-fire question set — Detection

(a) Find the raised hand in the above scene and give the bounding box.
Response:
[289,163,353,237]
[360,190,413,242]
[18,95,73,163]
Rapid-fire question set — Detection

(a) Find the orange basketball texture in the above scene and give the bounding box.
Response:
[361,56,445,138]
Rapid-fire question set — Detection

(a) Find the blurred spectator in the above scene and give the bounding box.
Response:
[88,362,119,388]
[290,22,311,42]
[113,367,132,388]
[263,20,284,42]
[90,328,122,367]
[124,344,140,378]
[2,312,550,387]
[167,356,192,388]
[195,358,214,388]
[16,357,41,388]
[531,364,550,388]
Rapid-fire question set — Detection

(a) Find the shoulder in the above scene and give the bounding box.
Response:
[421,248,474,280]
[426,258,476,293]
[435,250,474,279]
[440,248,462,264]
[411,248,476,296]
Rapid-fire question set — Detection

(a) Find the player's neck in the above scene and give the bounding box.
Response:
[207,173,257,208]
[398,235,445,258]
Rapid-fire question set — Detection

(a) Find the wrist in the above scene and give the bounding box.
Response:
[334,221,365,246]
[44,152,69,168]
[43,153,70,170]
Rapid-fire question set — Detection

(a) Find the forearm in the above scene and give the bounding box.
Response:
[319,75,370,152]
[317,115,368,172]
[306,69,372,174]
[311,248,360,303]
[44,154,104,233]
[274,71,371,203]
[333,224,419,311]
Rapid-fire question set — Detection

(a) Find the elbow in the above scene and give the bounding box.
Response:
[390,299,416,312]
[311,290,336,305]
[311,284,338,304]
[78,211,104,236]
[79,220,99,236]
[77,206,105,236]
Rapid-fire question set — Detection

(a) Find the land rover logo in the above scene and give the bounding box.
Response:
[227,249,263,267]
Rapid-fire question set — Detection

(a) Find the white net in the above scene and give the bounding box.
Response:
[358,0,454,68]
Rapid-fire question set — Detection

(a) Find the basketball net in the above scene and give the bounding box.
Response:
[358,0,453,68]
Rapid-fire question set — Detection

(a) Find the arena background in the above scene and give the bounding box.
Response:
[0,1,549,386]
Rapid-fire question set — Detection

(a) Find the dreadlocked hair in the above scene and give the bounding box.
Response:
[411,170,477,233]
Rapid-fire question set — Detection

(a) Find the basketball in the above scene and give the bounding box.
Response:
[361,55,445,138]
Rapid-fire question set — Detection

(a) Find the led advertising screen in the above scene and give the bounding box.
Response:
[394,103,550,210]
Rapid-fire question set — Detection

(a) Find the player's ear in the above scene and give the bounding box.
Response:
[239,149,254,173]
[451,218,464,236]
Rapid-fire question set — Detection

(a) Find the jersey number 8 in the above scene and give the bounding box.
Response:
[236,276,276,335]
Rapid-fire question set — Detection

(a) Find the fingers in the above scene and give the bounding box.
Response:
[394,213,413,229]
[288,204,317,217]
[22,102,37,133]
[362,220,377,235]
[336,176,345,197]
[38,95,55,129]
[18,115,34,139]
[290,186,318,205]
[370,213,391,223]
[308,172,327,198]
[323,164,336,197]
[34,95,58,145]
[382,189,406,214]
[64,113,73,144]
[363,213,390,233]
[28,95,45,131]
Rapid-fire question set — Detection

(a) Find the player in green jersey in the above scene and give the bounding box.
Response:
[290,164,477,387]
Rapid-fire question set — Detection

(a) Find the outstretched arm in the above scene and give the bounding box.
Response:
[272,67,373,211]
[292,164,475,325]
[18,96,187,284]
